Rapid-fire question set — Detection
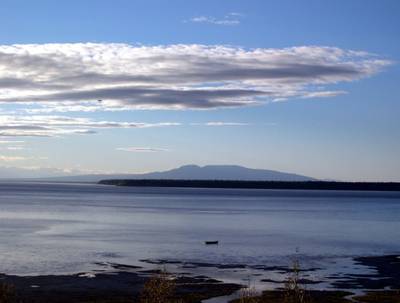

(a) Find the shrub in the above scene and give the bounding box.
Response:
[284,260,307,303]
[238,286,260,303]
[139,270,176,303]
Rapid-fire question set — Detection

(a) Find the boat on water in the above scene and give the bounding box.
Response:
[204,241,219,245]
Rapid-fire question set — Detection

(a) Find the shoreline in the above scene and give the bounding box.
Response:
[1,255,399,303]
[0,265,241,303]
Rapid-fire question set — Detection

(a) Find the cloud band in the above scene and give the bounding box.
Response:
[0,43,391,111]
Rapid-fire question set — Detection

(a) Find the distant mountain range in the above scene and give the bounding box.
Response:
[124,165,316,182]
[0,164,315,182]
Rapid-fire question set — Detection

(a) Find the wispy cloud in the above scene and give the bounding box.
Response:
[116,147,169,152]
[3,146,26,150]
[0,115,253,138]
[190,122,250,126]
[188,13,244,26]
[205,122,250,126]
[0,155,26,161]
[0,43,391,112]
[0,115,180,137]
[0,140,25,144]
[300,90,348,99]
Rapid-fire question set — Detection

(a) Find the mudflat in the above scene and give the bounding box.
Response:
[1,255,399,303]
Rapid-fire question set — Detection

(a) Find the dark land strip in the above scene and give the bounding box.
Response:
[99,179,400,191]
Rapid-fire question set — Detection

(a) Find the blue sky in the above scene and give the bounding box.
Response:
[0,0,399,181]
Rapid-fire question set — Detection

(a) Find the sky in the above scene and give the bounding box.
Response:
[0,0,399,181]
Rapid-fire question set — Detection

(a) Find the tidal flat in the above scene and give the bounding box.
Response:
[1,255,399,302]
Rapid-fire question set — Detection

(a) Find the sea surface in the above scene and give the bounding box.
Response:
[0,181,399,285]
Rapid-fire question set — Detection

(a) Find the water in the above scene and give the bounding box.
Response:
[0,181,399,280]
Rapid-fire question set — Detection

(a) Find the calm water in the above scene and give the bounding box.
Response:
[0,182,399,277]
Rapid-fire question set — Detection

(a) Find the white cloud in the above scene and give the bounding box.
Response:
[116,147,169,152]
[0,115,180,137]
[204,122,249,126]
[188,12,245,26]
[301,90,347,99]
[0,43,391,111]
[188,15,241,26]
[190,122,250,126]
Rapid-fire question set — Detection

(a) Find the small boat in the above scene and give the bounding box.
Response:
[204,241,219,245]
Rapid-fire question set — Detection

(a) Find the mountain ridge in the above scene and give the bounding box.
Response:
[13,164,316,182]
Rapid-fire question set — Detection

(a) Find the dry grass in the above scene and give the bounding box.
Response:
[0,282,15,303]
[238,287,261,303]
[283,259,308,303]
[139,270,181,303]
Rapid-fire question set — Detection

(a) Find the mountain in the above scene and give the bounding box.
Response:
[16,164,315,182]
[128,165,315,181]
